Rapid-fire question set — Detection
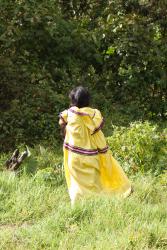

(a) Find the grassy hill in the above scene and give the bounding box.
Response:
[0,171,166,250]
[0,121,166,249]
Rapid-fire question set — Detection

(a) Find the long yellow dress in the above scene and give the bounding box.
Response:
[59,106,131,205]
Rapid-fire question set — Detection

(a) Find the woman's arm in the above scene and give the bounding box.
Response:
[60,123,66,138]
[59,110,68,139]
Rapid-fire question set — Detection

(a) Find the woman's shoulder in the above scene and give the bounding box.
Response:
[59,109,68,117]
[62,106,102,119]
[68,106,93,117]
[79,107,102,118]
[59,109,68,125]
[92,108,103,118]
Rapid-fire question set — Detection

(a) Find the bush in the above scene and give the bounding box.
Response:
[107,121,166,175]
[1,0,167,152]
[34,165,64,186]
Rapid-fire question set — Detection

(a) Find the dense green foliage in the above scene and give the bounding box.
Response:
[0,0,167,151]
[107,121,167,175]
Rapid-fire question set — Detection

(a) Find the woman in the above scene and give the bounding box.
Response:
[59,86,132,205]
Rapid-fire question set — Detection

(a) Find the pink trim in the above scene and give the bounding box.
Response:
[65,143,98,153]
[92,119,105,135]
[92,111,96,119]
[64,143,98,156]
[98,146,108,154]
[64,143,108,156]
[69,108,89,116]
[59,114,67,125]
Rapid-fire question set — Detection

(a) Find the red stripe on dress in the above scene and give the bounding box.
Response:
[98,146,108,154]
[59,114,67,124]
[65,142,98,153]
[92,119,105,135]
[92,111,96,119]
[64,143,108,155]
[69,108,89,116]
[64,143,98,156]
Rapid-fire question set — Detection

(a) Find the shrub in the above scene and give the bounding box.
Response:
[34,165,64,186]
[1,0,167,152]
[107,121,166,175]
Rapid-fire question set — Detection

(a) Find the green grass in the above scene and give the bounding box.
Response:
[0,122,166,249]
[0,171,166,250]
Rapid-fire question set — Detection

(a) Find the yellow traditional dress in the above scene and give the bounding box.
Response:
[59,106,131,205]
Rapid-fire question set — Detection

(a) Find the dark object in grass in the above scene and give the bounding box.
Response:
[5,146,30,171]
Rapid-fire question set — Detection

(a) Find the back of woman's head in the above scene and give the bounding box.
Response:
[69,86,90,108]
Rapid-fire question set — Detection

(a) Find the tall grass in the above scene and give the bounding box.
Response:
[0,121,166,249]
[0,172,166,250]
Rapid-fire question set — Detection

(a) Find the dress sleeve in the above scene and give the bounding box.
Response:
[82,109,104,135]
[59,110,68,126]
[91,109,104,134]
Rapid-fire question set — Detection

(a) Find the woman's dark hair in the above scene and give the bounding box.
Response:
[69,86,90,108]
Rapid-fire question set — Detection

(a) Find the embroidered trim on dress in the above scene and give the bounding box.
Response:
[92,111,96,119]
[64,143,108,155]
[59,114,67,125]
[69,108,89,116]
[92,118,105,135]
[64,143,98,155]
[98,146,109,154]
